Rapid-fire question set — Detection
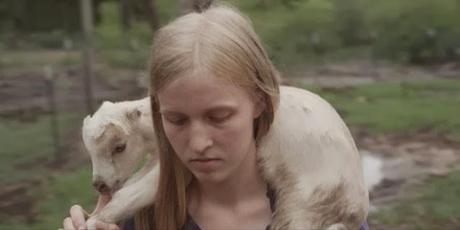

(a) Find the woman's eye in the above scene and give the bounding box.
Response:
[208,112,232,123]
[165,116,187,126]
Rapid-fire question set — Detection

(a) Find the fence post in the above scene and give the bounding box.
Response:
[80,0,95,114]
[44,65,60,161]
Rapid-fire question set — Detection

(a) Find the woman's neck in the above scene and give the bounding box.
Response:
[186,144,272,230]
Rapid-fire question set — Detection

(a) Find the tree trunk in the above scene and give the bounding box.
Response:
[120,0,131,31]
[178,0,212,15]
[145,0,159,31]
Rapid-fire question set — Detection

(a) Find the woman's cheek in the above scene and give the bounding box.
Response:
[218,120,253,149]
[162,124,182,149]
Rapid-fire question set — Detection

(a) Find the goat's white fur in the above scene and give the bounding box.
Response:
[82,86,369,229]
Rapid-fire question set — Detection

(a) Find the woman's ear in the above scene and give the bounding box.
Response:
[253,92,266,119]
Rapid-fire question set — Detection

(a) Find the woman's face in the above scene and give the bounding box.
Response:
[157,73,262,183]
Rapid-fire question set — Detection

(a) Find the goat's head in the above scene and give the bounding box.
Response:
[82,100,155,195]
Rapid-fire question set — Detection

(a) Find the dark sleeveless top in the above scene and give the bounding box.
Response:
[121,186,369,230]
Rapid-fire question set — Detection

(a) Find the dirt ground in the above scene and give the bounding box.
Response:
[355,129,460,206]
[0,67,147,121]
[1,62,460,226]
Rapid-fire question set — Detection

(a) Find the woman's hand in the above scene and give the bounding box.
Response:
[62,194,119,230]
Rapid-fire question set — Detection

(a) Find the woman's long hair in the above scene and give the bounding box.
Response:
[135,3,280,230]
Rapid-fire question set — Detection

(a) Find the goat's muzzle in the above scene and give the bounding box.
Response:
[92,180,111,195]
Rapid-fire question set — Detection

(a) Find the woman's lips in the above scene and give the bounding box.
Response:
[190,158,222,172]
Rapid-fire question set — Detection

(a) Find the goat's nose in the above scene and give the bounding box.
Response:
[92,180,109,194]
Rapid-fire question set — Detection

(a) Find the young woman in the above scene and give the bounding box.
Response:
[137,4,279,229]
[63,4,368,230]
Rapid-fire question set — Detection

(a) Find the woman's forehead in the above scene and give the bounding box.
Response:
[159,71,248,96]
[157,74,253,112]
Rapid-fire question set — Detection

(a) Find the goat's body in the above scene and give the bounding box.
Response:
[258,86,368,229]
[84,86,368,229]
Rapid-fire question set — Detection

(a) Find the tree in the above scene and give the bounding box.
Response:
[118,0,158,32]
[0,0,102,33]
[333,0,366,46]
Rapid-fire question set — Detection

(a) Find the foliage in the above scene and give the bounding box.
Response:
[364,0,460,63]
[0,0,94,33]
[333,0,367,46]
[242,0,341,66]
[2,0,460,66]
[237,0,460,65]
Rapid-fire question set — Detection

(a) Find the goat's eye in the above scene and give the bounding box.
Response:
[113,143,126,154]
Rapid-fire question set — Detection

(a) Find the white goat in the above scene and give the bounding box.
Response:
[82,86,369,229]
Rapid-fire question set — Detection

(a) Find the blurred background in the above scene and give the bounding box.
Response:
[1,0,459,229]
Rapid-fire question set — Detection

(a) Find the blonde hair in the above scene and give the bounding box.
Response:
[135,4,280,230]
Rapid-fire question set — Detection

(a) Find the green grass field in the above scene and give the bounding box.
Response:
[306,79,460,141]
[0,112,97,229]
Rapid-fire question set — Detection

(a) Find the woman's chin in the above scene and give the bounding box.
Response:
[192,170,227,184]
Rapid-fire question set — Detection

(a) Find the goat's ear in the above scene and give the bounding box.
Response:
[101,101,113,106]
[100,101,114,111]
[126,108,142,122]
[83,115,91,128]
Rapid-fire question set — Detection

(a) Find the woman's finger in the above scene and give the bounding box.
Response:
[95,220,120,230]
[69,205,86,229]
[63,217,76,230]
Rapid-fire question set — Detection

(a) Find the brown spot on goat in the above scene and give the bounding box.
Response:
[269,166,297,229]
[308,181,363,229]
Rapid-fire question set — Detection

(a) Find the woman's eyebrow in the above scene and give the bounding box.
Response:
[206,105,234,113]
[159,110,184,115]
[160,104,235,114]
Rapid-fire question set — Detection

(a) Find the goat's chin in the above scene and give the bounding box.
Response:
[98,185,121,197]
[109,183,124,196]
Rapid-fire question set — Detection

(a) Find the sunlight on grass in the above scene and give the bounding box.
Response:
[307,79,460,141]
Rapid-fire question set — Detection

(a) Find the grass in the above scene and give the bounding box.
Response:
[0,112,92,229]
[0,112,82,184]
[303,79,460,141]
[0,166,97,230]
[370,171,460,229]
[34,166,97,230]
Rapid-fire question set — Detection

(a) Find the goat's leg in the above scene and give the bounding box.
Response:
[123,157,156,187]
[89,165,159,227]
[270,184,315,230]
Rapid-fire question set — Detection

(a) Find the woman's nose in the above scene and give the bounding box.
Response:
[189,123,213,153]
